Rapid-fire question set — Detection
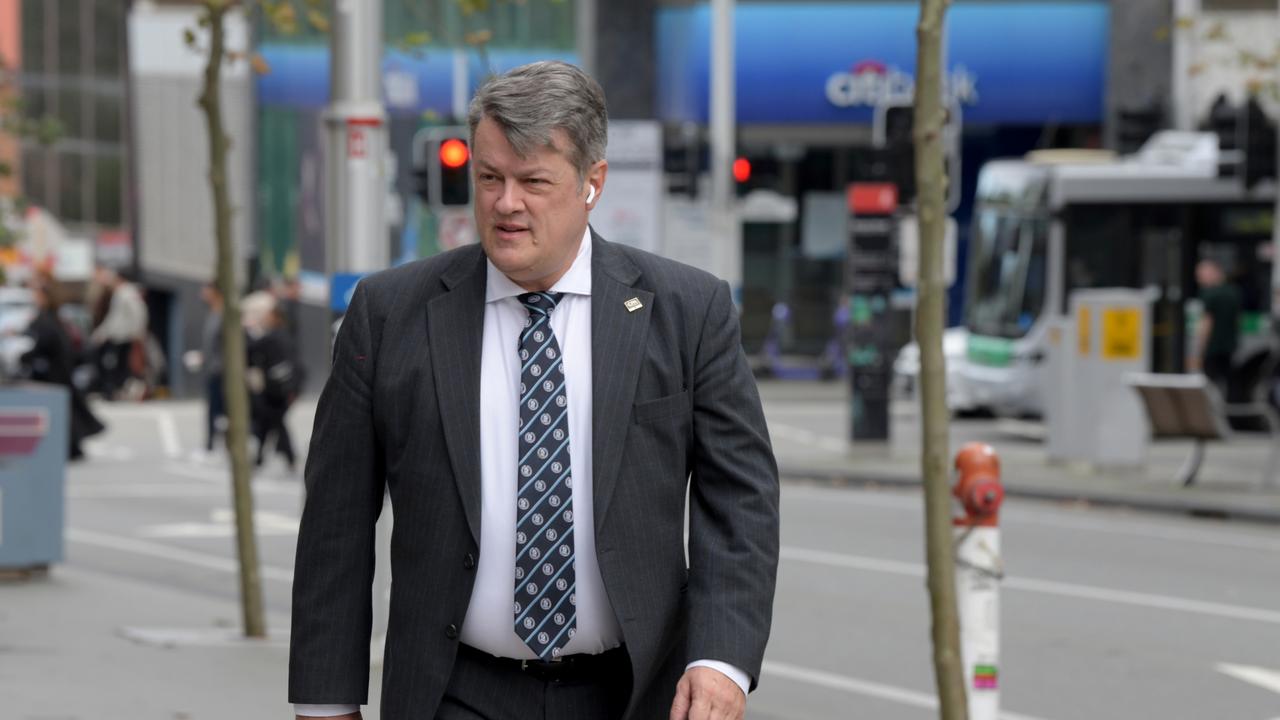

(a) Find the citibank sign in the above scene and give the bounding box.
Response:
[826,60,980,108]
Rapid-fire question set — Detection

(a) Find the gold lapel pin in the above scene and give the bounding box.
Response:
[624,297,644,313]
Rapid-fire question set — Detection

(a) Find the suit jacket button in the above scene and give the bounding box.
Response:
[445,624,459,639]
[463,553,476,569]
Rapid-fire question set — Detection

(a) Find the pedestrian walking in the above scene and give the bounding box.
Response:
[200,281,226,452]
[20,279,105,460]
[1192,258,1241,395]
[290,61,780,720]
[89,266,148,400]
[247,303,300,473]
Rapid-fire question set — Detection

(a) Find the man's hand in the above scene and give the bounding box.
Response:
[669,666,746,720]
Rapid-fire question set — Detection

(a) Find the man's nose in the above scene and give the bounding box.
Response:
[495,181,525,215]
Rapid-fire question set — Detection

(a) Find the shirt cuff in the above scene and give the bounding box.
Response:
[686,659,751,698]
[294,704,360,718]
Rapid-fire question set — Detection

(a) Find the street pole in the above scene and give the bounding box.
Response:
[325,0,388,278]
[1272,0,1280,327]
[709,0,740,298]
[324,0,392,658]
[1172,0,1201,132]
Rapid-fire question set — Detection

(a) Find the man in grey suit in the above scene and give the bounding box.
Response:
[290,61,779,720]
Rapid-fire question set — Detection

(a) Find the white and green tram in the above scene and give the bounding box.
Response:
[960,133,1276,417]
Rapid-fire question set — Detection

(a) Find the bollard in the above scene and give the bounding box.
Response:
[953,442,1005,720]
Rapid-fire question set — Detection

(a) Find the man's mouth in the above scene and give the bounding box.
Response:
[495,223,529,235]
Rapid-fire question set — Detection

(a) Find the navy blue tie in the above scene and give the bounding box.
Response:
[512,291,576,659]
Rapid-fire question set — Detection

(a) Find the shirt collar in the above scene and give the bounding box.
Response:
[486,226,593,304]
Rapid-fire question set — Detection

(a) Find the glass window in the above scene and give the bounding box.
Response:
[20,146,48,208]
[54,85,86,140]
[20,0,45,74]
[1064,206,1137,297]
[93,153,122,226]
[92,0,124,77]
[56,0,82,76]
[93,93,121,144]
[57,152,85,221]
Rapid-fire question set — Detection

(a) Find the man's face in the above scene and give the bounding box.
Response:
[472,118,606,292]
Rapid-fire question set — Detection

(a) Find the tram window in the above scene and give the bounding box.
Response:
[1064,206,1139,307]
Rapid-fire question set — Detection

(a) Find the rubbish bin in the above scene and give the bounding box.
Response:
[0,382,68,573]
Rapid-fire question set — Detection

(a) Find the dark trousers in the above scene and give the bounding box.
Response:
[205,374,225,451]
[434,645,630,720]
[252,396,295,468]
[1204,354,1232,398]
[98,341,132,396]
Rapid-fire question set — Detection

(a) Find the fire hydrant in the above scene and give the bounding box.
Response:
[954,442,1005,720]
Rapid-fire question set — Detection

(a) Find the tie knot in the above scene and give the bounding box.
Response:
[518,291,562,316]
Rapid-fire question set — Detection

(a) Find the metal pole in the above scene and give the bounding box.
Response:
[323,0,392,657]
[709,0,740,297]
[1272,0,1280,325]
[576,0,597,77]
[1172,0,1200,131]
[325,0,388,277]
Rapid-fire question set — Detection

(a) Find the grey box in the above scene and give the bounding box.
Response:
[0,383,68,569]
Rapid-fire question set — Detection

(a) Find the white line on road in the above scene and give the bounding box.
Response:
[67,528,294,583]
[781,546,1280,625]
[68,484,229,499]
[156,409,182,458]
[1215,663,1280,696]
[762,660,1048,720]
[781,485,1280,553]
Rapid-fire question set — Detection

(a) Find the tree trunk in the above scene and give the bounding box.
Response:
[197,0,266,639]
[914,0,966,717]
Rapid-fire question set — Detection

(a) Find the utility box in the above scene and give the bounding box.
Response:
[1046,289,1151,468]
[0,383,68,571]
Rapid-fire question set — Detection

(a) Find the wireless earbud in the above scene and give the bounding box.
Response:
[586,186,596,205]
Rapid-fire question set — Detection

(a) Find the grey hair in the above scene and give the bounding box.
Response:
[467,60,608,183]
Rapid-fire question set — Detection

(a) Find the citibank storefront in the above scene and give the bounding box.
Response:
[657,1,1109,350]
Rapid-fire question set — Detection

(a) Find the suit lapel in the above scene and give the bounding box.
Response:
[428,247,487,546]
[591,233,653,533]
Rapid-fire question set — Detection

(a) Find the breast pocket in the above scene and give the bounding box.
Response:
[633,390,691,424]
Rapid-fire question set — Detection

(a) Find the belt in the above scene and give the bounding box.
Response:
[458,643,628,684]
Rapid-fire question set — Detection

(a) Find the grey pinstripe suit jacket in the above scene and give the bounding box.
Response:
[289,231,780,719]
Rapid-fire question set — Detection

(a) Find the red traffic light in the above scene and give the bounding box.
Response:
[733,157,751,183]
[440,138,470,169]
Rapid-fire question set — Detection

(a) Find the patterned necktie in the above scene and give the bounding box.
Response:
[513,291,576,659]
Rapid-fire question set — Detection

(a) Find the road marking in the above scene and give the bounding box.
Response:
[769,423,844,455]
[67,528,294,583]
[781,485,1280,553]
[781,546,1280,625]
[69,484,229,499]
[156,409,182,458]
[138,509,299,539]
[1216,663,1280,696]
[762,660,1048,720]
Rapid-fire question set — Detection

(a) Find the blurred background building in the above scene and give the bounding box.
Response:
[0,0,1275,397]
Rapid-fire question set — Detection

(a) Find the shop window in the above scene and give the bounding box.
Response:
[54,85,86,140]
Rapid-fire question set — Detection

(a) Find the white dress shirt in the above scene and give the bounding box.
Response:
[296,229,746,718]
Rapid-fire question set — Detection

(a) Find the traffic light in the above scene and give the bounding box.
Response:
[1242,97,1277,190]
[412,127,472,208]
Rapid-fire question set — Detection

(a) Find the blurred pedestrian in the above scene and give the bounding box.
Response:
[20,279,105,460]
[200,281,226,452]
[247,303,300,473]
[1192,258,1241,394]
[89,266,148,399]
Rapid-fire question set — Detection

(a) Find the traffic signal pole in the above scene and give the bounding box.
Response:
[709,0,741,299]
[325,0,388,277]
[323,0,393,664]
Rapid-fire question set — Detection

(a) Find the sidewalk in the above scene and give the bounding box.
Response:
[0,565,356,719]
[760,380,1280,524]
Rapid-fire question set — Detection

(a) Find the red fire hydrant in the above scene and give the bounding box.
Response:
[953,442,1005,719]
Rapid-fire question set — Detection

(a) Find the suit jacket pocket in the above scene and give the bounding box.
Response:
[633,390,690,424]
